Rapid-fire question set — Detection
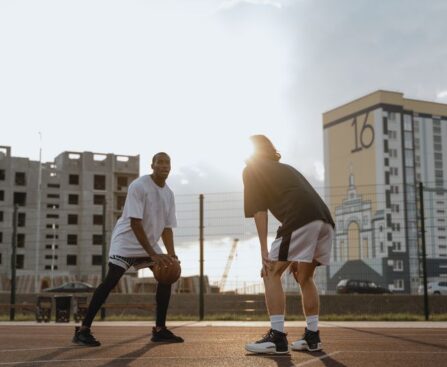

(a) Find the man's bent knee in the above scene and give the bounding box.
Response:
[297,274,314,286]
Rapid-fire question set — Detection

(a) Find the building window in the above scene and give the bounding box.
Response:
[117,176,128,190]
[47,204,59,209]
[69,174,79,185]
[15,172,26,186]
[13,192,27,206]
[68,194,79,205]
[67,234,77,245]
[391,204,400,213]
[393,242,402,251]
[0,190,4,201]
[0,232,2,243]
[92,234,103,245]
[404,132,413,149]
[46,214,59,219]
[17,234,25,248]
[393,260,404,271]
[390,167,398,176]
[47,194,60,199]
[0,253,2,265]
[16,254,24,269]
[0,211,3,222]
[92,255,102,266]
[68,214,78,225]
[17,213,26,227]
[94,175,106,190]
[93,215,103,225]
[67,255,77,266]
[393,279,404,290]
[94,195,105,205]
[0,169,5,180]
[47,183,60,188]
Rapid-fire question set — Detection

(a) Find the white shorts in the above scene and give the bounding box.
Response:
[109,254,154,271]
[269,220,334,265]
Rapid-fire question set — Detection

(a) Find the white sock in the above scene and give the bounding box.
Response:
[270,314,285,333]
[306,315,319,332]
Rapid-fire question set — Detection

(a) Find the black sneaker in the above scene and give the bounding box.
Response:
[245,329,289,354]
[72,326,101,347]
[151,327,184,343]
[291,328,322,352]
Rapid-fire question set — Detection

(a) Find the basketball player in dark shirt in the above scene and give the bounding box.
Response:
[244,135,335,354]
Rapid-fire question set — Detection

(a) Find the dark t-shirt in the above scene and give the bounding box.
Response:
[243,158,335,238]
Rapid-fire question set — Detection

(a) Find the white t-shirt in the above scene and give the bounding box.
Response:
[109,175,177,257]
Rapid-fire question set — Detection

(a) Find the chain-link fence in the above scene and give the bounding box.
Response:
[1,182,447,319]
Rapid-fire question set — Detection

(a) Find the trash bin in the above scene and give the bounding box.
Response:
[73,296,88,323]
[35,296,52,323]
[54,296,71,323]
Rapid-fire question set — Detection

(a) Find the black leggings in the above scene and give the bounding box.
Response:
[82,263,172,328]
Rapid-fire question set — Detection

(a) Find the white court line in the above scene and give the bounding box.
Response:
[0,346,78,353]
[340,350,447,354]
[0,339,240,353]
[0,355,304,366]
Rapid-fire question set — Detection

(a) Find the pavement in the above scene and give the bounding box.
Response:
[0,321,446,366]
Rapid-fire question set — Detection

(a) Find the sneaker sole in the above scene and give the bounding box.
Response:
[245,346,289,355]
[291,343,322,352]
[72,337,101,347]
[306,343,322,352]
[151,338,184,343]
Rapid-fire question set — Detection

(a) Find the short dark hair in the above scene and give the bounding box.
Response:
[250,135,281,161]
[152,152,170,164]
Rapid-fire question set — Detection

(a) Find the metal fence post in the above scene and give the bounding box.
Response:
[418,182,429,321]
[199,194,204,321]
[101,201,107,321]
[10,204,18,321]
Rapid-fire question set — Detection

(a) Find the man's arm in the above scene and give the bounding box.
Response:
[130,218,172,266]
[161,227,176,257]
[253,211,270,276]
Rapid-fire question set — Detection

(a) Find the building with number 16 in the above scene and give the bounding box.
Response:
[323,90,447,294]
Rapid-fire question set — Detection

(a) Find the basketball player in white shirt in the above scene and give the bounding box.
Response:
[73,152,184,346]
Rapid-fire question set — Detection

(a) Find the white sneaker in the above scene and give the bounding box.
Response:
[245,329,289,354]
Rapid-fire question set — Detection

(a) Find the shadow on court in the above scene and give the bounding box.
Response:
[336,326,447,351]
[246,351,348,367]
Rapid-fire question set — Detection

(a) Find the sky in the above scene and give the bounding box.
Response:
[1,0,447,194]
[2,0,447,286]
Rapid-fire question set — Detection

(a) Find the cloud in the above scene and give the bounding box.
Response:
[218,0,283,11]
[437,90,447,100]
[169,163,242,194]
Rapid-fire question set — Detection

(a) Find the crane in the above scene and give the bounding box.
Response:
[219,238,239,292]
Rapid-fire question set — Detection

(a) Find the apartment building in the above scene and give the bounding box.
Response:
[323,90,447,293]
[0,146,139,291]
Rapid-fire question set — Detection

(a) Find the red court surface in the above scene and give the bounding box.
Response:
[0,321,446,366]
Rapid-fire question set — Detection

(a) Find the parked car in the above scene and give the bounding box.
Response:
[43,281,95,293]
[418,281,447,295]
[336,279,391,294]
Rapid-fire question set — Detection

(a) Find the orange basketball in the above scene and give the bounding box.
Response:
[152,260,181,285]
